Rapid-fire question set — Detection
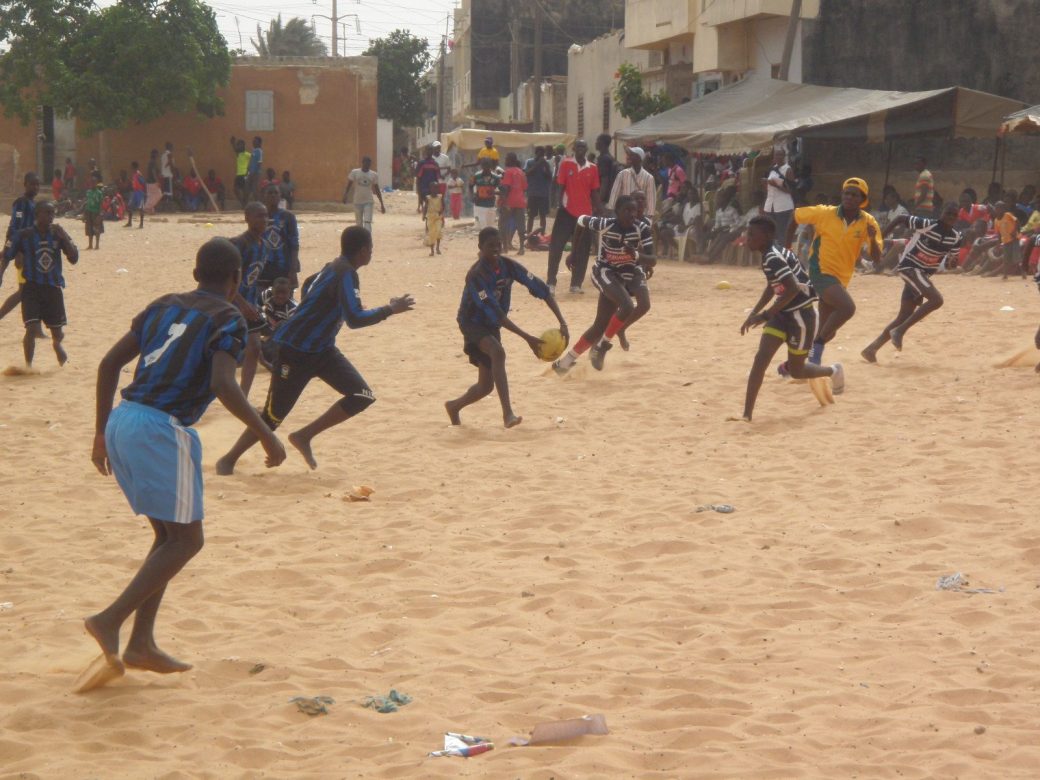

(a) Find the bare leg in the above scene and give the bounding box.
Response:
[477,336,520,427]
[445,364,494,425]
[23,323,43,367]
[51,326,67,365]
[816,284,856,346]
[215,429,260,475]
[889,288,943,350]
[287,402,352,470]
[240,332,260,396]
[863,291,917,362]
[0,288,21,321]
[735,334,784,421]
[85,519,204,660]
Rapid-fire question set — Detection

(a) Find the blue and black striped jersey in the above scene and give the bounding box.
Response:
[457,255,550,329]
[261,208,299,281]
[3,196,36,259]
[273,258,391,354]
[121,290,247,426]
[8,227,77,287]
[230,232,269,307]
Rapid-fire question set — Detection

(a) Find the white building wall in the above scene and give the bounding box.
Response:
[567,32,652,140]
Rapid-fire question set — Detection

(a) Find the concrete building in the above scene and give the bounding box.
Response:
[567,32,653,139]
[0,57,378,202]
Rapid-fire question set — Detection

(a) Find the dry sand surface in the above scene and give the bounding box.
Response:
[2,192,1040,778]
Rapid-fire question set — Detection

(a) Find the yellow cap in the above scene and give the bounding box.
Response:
[842,177,869,208]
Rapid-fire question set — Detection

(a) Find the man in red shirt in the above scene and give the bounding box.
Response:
[500,152,528,255]
[547,139,601,295]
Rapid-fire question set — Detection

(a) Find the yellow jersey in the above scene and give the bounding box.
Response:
[477,146,500,164]
[236,151,251,177]
[795,205,882,288]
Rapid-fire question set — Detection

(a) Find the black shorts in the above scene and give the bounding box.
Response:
[591,263,647,296]
[898,266,937,302]
[246,317,266,334]
[21,281,66,328]
[527,195,549,218]
[261,343,374,428]
[763,305,817,355]
[460,322,500,369]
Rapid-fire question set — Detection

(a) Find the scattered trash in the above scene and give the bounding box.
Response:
[290,695,334,716]
[428,732,494,758]
[696,504,735,514]
[521,591,535,598]
[0,602,13,611]
[509,714,609,746]
[115,268,129,275]
[248,663,266,675]
[935,572,1004,594]
[363,689,412,713]
[999,305,1015,312]
[345,485,375,503]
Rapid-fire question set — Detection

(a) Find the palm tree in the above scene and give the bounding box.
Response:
[252,15,327,57]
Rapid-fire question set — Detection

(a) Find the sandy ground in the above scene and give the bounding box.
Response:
[2,191,1040,779]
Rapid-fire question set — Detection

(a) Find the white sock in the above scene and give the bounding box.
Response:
[558,351,577,368]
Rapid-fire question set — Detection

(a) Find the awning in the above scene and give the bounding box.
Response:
[616,78,1024,154]
[1000,105,1040,135]
[441,128,575,153]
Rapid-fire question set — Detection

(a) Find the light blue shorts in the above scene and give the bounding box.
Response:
[106,401,204,524]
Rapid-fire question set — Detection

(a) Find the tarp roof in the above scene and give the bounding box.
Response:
[441,128,575,153]
[616,78,1024,154]
[1000,105,1040,135]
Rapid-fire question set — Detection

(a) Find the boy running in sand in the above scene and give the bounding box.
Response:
[6,201,79,367]
[552,195,653,374]
[446,227,567,428]
[862,202,962,362]
[82,238,285,692]
[230,202,270,395]
[216,226,414,474]
[732,216,843,422]
[784,177,882,366]
[1,172,40,323]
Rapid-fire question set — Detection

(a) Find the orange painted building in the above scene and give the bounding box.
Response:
[0,56,377,203]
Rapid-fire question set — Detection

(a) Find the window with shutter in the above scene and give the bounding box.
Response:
[245,90,274,132]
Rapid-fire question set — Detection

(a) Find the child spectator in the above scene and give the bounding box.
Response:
[499,152,528,254]
[63,157,76,198]
[445,169,464,220]
[230,137,250,208]
[182,170,204,212]
[258,276,298,369]
[84,171,105,250]
[279,170,295,210]
[126,162,147,228]
[261,167,279,193]
[205,169,226,211]
[51,169,63,202]
[424,185,445,256]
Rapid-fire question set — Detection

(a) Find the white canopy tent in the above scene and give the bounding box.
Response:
[1000,105,1040,135]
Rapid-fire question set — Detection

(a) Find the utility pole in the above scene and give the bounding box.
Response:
[437,34,446,137]
[778,0,802,81]
[331,0,338,56]
[532,1,543,130]
[509,9,520,121]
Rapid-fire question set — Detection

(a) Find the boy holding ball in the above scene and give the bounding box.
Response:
[446,227,567,428]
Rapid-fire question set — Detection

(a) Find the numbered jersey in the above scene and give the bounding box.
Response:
[761,243,817,312]
[121,290,247,425]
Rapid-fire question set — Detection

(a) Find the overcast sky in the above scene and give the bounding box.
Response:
[96,0,460,57]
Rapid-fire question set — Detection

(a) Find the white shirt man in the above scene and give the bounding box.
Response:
[608,147,657,217]
[431,143,452,179]
[764,150,795,238]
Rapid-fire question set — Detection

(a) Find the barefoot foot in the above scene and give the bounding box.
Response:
[889,328,904,351]
[861,346,878,363]
[504,414,523,429]
[84,614,120,658]
[123,644,193,674]
[445,400,462,426]
[55,344,68,365]
[288,431,318,469]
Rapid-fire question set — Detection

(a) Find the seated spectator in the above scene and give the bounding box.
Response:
[261,167,279,193]
[873,186,909,232]
[101,188,126,221]
[705,189,760,265]
[956,188,991,230]
[204,169,226,211]
[181,170,204,212]
[279,170,295,210]
[1015,185,1036,221]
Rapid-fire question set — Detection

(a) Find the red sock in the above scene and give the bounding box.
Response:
[573,336,593,355]
[604,315,625,340]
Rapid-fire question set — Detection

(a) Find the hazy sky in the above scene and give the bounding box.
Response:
[96,0,460,57]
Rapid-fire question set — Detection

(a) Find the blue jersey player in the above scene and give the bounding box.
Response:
[1,171,40,324]
[445,227,567,428]
[261,185,300,290]
[230,202,270,396]
[5,201,79,367]
[216,225,414,475]
[81,237,285,693]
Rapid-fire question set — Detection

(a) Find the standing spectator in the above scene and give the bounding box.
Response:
[500,152,528,254]
[278,170,295,210]
[550,143,565,209]
[414,146,441,215]
[477,136,500,167]
[247,136,263,201]
[84,171,105,250]
[261,167,279,192]
[182,170,203,212]
[160,142,175,200]
[609,147,657,218]
[663,151,687,201]
[431,141,452,179]
[63,157,76,198]
[763,147,796,243]
[469,157,501,230]
[444,168,465,220]
[125,161,146,228]
[524,146,552,236]
[145,149,161,212]
[343,156,385,232]
[912,155,934,217]
[51,169,64,202]
[595,134,619,206]
[546,138,601,295]
[230,136,251,208]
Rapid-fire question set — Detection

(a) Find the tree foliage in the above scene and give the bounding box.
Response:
[613,63,673,123]
[0,0,231,134]
[363,30,431,128]
[251,15,327,57]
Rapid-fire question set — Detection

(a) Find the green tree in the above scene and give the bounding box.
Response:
[613,63,673,123]
[0,0,231,134]
[363,30,431,128]
[252,15,327,57]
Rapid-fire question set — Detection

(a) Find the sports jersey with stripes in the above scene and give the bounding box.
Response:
[273,258,391,354]
[261,286,298,329]
[120,290,247,426]
[231,232,269,307]
[898,216,962,272]
[262,209,299,280]
[4,196,35,256]
[577,215,654,267]
[761,243,817,311]
[457,256,550,329]
[9,227,73,287]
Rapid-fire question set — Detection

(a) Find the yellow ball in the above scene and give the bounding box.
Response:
[537,328,566,362]
[716,280,732,290]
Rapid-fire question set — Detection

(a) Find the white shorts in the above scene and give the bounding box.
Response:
[473,206,497,230]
